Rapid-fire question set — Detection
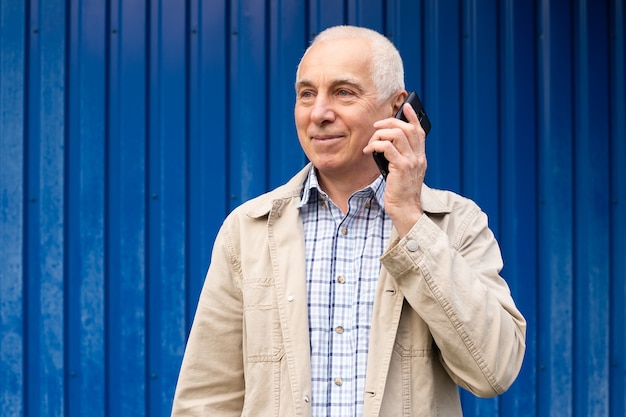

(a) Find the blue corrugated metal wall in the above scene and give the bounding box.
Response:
[0,0,624,416]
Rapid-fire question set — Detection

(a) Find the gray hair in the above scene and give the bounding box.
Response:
[297,25,405,100]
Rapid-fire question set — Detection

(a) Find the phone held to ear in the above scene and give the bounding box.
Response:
[373,91,431,180]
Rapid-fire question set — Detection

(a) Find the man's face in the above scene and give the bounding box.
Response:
[294,38,397,182]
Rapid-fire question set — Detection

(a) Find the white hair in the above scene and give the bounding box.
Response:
[296,25,405,100]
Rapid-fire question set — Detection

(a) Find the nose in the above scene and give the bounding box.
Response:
[309,94,336,125]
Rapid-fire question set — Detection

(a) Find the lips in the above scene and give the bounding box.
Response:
[311,134,345,141]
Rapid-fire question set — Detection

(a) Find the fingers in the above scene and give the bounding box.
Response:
[365,103,426,156]
[398,101,420,124]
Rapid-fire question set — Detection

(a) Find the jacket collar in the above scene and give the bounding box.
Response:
[245,163,452,218]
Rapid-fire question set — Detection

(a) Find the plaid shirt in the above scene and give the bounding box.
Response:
[299,166,392,416]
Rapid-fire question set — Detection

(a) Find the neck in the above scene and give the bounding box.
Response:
[316,167,380,214]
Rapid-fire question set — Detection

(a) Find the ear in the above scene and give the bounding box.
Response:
[391,91,408,115]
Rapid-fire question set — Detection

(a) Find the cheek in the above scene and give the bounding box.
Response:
[350,118,376,143]
[294,106,308,129]
[294,109,310,151]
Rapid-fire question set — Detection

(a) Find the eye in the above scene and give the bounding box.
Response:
[337,89,353,97]
[298,89,315,100]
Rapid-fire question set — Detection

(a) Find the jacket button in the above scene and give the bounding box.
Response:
[406,239,419,252]
[287,295,294,302]
[303,395,310,403]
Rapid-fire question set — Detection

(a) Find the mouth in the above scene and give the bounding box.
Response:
[311,134,345,141]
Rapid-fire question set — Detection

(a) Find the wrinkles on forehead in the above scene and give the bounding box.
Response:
[295,38,375,94]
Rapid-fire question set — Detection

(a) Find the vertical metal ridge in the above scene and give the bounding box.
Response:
[536,0,575,416]
[572,1,611,416]
[609,1,626,416]
[497,1,539,416]
[0,0,27,415]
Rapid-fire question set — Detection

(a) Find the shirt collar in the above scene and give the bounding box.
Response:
[298,165,386,209]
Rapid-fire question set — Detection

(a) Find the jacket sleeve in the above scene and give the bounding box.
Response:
[171,223,246,416]
[379,203,526,397]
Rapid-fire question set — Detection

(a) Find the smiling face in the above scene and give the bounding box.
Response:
[294,37,398,184]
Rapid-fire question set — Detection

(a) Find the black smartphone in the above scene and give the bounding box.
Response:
[373,91,431,180]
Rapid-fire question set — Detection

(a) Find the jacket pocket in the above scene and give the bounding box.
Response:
[241,277,287,416]
[242,277,284,359]
[380,344,437,417]
[242,347,286,417]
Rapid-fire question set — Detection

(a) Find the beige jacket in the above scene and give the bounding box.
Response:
[171,164,526,416]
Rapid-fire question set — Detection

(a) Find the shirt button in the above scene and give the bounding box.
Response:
[406,239,419,252]
[341,227,348,235]
[337,276,345,284]
[335,326,344,334]
[334,377,343,386]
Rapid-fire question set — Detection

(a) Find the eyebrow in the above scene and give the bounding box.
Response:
[295,77,365,93]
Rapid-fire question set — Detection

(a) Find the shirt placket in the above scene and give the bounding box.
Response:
[328,212,354,415]
[302,173,388,417]
[327,194,372,416]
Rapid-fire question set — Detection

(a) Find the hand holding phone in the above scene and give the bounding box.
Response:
[373,91,431,180]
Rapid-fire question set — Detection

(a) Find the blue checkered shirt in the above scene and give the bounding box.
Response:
[299,166,392,416]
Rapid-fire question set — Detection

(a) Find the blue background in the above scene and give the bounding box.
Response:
[0,0,624,416]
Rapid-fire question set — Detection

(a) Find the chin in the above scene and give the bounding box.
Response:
[313,161,342,174]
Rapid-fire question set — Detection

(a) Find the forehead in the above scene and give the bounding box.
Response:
[297,38,374,87]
